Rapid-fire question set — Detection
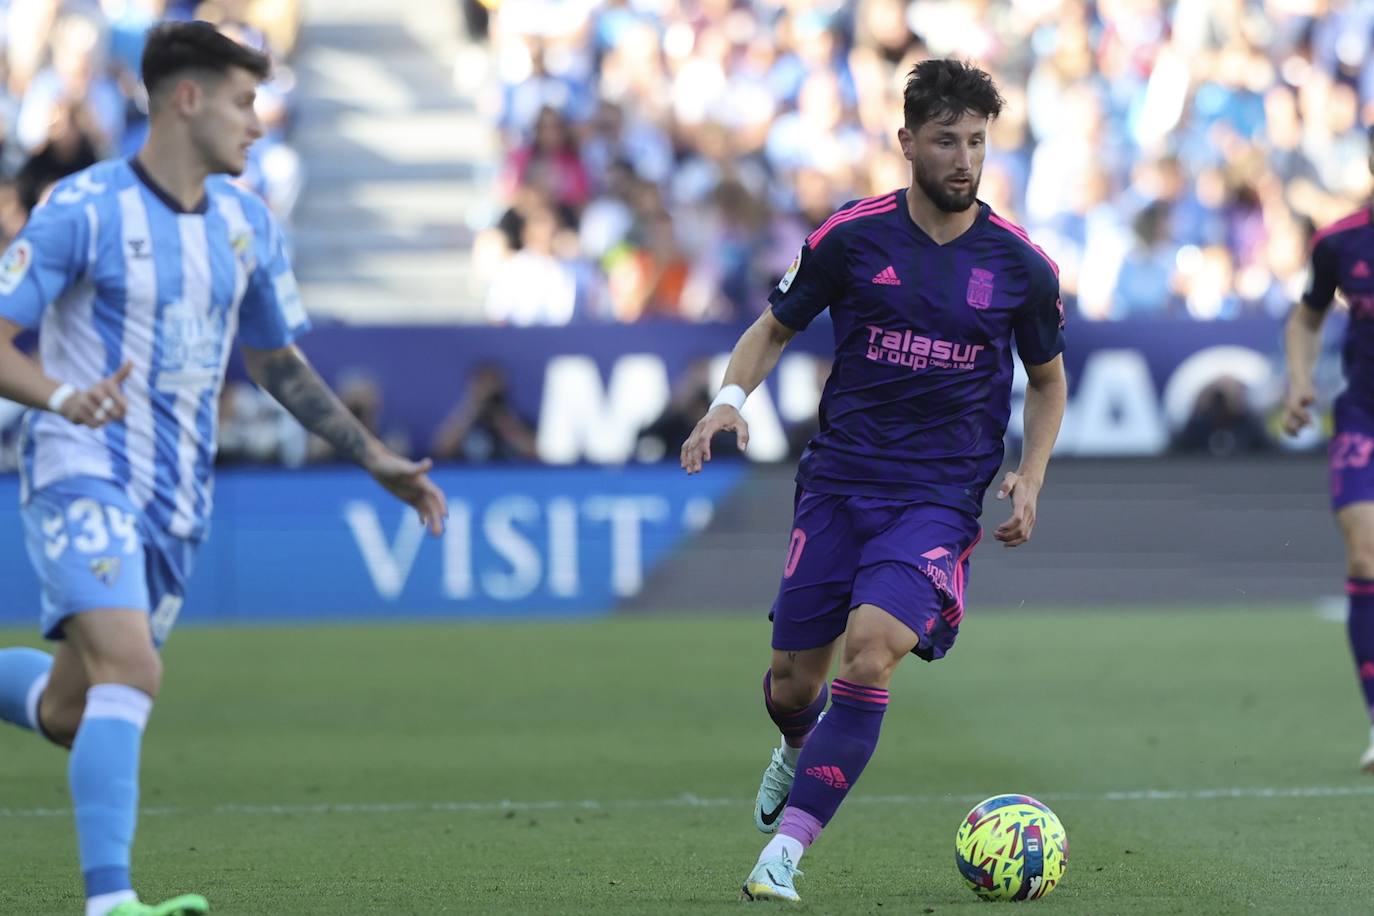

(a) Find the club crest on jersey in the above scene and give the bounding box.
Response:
[0,239,33,294]
[778,249,802,294]
[230,231,257,273]
[89,556,121,586]
[966,267,994,309]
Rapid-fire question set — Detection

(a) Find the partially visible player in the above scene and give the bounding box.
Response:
[1282,124,1374,774]
[0,22,447,916]
[681,59,1067,902]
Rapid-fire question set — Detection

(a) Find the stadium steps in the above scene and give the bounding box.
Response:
[290,0,495,323]
[622,458,1345,613]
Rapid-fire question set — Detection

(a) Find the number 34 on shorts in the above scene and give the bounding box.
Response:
[20,476,198,645]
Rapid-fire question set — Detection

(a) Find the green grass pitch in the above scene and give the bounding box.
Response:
[1,607,1372,914]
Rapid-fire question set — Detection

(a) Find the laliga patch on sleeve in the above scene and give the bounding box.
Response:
[0,239,33,295]
[777,249,802,293]
[273,270,307,328]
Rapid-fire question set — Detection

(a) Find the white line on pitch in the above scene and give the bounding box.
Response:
[4,784,1374,819]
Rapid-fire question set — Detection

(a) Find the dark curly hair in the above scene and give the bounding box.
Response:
[142,20,271,100]
[902,59,1005,130]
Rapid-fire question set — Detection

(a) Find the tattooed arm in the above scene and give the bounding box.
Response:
[242,344,448,535]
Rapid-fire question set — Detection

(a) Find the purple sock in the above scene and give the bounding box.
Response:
[779,678,888,846]
[1348,579,1374,723]
[763,669,829,748]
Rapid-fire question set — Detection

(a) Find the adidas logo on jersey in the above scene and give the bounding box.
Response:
[871,266,901,285]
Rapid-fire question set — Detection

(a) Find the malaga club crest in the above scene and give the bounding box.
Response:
[966,267,994,309]
[89,556,121,586]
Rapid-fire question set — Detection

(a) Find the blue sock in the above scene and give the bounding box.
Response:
[70,684,152,901]
[0,647,53,732]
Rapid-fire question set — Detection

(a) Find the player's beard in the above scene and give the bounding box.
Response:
[914,158,979,213]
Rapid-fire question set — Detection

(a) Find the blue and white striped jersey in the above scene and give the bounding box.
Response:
[0,158,310,540]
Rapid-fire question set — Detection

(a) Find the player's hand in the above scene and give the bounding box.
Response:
[994,470,1040,548]
[1281,383,1316,436]
[59,362,133,428]
[680,405,749,474]
[365,451,449,536]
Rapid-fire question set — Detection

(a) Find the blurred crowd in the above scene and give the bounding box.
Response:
[468,0,1374,324]
[0,0,304,251]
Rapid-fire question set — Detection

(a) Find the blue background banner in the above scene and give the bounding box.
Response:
[270,317,1289,439]
[0,464,748,629]
[224,317,1306,462]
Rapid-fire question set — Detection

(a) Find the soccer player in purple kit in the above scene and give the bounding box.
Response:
[680,59,1067,903]
[1281,124,1374,774]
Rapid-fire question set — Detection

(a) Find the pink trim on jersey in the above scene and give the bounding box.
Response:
[988,213,1060,279]
[807,194,899,248]
[1311,208,1372,250]
[1347,579,1374,596]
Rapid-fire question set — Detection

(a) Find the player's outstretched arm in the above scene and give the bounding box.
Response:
[0,317,132,427]
[995,354,1066,548]
[1281,303,1327,436]
[243,343,449,536]
[680,309,797,474]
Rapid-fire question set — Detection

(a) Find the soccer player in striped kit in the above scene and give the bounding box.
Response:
[682,60,1067,903]
[1282,125,1374,775]
[0,23,446,916]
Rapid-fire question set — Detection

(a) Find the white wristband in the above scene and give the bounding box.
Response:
[710,384,747,412]
[47,383,76,414]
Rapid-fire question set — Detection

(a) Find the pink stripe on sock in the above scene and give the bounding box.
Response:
[779,806,824,848]
[831,683,889,705]
[824,678,890,697]
[1348,580,1374,596]
[807,195,898,248]
[832,678,887,698]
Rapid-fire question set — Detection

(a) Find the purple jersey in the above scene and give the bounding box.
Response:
[769,190,1065,516]
[1304,206,1374,408]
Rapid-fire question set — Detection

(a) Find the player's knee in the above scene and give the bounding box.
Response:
[1349,546,1374,580]
[85,648,162,700]
[36,692,82,748]
[838,642,901,688]
[768,666,825,710]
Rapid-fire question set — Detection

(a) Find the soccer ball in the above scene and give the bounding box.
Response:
[955,794,1067,901]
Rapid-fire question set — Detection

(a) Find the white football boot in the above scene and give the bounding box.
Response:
[741,849,803,903]
[753,746,795,834]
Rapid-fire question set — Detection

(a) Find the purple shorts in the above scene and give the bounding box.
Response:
[1331,395,1374,511]
[769,488,983,661]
